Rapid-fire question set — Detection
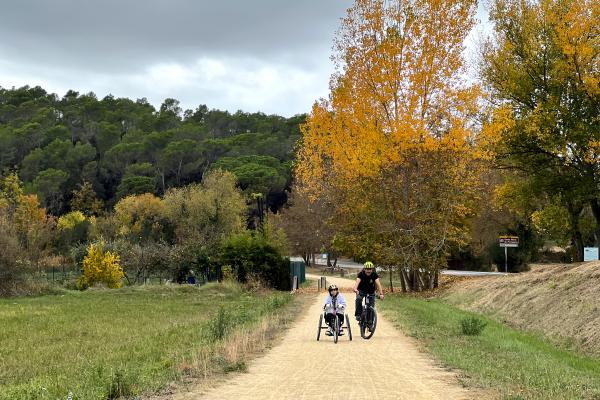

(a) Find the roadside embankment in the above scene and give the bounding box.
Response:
[441,262,600,356]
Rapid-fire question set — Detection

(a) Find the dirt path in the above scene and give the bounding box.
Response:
[174,275,477,399]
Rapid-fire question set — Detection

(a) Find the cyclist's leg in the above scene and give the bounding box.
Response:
[336,313,344,334]
[324,312,334,335]
[324,312,334,326]
[355,292,364,319]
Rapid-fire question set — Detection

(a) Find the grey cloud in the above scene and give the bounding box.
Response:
[0,1,353,115]
[0,1,351,71]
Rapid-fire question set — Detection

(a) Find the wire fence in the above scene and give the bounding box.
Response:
[39,267,222,287]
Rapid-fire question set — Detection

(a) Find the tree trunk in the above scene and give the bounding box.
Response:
[589,198,600,249]
[399,268,408,292]
[567,201,584,262]
[397,268,439,292]
[302,252,310,267]
[388,266,394,293]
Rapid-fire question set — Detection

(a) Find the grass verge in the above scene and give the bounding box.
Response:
[380,295,600,400]
[0,282,301,399]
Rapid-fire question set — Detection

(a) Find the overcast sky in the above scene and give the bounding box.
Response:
[0,1,490,117]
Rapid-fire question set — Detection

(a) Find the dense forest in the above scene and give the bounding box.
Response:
[0,85,305,216]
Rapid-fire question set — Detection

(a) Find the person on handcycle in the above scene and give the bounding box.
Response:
[353,261,384,321]
[323,284,346,336]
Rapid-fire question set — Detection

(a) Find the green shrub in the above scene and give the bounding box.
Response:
[206,307,234,341]
[219,232,291,290]
[106,368,135,399]
[460,316,487,336]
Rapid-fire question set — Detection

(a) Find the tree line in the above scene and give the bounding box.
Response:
[0,86,304,216]
[0,88,303,295]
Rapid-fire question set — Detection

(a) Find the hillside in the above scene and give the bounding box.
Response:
[0,85,305,215]
[441,263,600,356]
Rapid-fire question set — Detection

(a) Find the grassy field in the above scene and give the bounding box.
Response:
[380,295,600,400]
[0,283,297,399]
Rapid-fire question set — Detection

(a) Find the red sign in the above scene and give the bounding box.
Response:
[499,236,519,248]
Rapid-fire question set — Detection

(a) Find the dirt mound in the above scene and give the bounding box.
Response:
[442,262,600,356]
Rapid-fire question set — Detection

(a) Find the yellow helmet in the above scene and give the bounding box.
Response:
[364,261,374,270]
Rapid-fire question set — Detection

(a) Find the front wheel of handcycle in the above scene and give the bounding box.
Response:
[316,314,323,341]
[333,316,339,343]
[345,314,353,341]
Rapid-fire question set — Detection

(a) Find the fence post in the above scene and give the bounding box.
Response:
[293,275,298,290]
[320,276,327,292]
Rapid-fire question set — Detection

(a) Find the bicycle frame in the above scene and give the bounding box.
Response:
[358,292,377,339]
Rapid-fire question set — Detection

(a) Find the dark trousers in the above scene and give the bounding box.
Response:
[355,292,376,317]
[325,312,344,329]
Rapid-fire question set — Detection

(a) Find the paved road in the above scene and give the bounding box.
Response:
[173,275,477,399]
[297,257,508,277]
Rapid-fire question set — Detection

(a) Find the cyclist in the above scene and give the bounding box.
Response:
[353,261,384,321]
[323,284,346,336]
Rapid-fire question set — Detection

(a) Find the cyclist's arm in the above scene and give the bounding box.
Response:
[375,278,384,298]
[353,277,361,293]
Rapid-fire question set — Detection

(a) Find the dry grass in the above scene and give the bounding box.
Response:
[145,292,315,399]
[0,283,309,399]
[442,262,600,356]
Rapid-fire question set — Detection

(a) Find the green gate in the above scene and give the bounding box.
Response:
[289,260,306,288]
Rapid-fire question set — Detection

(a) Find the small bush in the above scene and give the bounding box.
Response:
[106,368,135,399]
[219,232,291,290]
[78,243,124,289]
[206,307,234,341]
[460,316,487,336]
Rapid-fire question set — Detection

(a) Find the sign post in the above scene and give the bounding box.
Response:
[498,236,519,273]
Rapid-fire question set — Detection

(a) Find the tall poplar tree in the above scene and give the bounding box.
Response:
[297,0,484,290]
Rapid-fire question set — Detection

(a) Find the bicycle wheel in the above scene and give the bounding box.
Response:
[359,312,367,339]
[333,316,339,343]
[363,308,376,339]
[345,314,353,341]
[370,309,378,333]
[316,314,323,341]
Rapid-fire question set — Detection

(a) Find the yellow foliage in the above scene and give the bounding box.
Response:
[296,0,485,270]
[298,0,482,188]
[78,243,124,289]
[13,194,51,236]
[114,193,165,238]
[57,211,86,230]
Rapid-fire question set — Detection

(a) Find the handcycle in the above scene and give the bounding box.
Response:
[316,298,352,343]
[357,291,378,339]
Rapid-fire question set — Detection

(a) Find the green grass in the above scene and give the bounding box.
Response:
[0,283,293,399]
[380,296,600,400]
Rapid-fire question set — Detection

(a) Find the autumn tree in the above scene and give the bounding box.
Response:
[0,173,55,293]
[162,169,247,281]
[481,0,599,259]
[271,185,335,266]
[297,0,484,291]
[162,169,246,249]
[70,181,103,216]
[114,193,167,243]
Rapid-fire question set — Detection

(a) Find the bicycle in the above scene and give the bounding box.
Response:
[357,292,378,339]
[316,297,352,343]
